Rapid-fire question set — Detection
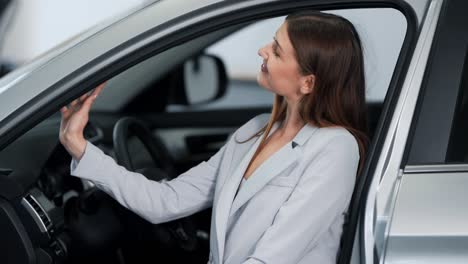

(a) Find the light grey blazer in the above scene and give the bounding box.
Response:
[70,113,359,264]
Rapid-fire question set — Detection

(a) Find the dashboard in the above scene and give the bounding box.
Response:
[0,116,115,264]
[0,112,213,264]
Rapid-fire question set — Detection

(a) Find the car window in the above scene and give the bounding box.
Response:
[166,8,407,112]
[444,50,468,163]
[407,0,468,165]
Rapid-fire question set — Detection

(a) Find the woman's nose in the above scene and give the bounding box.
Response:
[258,45,269,59]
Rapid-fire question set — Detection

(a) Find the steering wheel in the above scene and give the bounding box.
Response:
[112,117,198,252]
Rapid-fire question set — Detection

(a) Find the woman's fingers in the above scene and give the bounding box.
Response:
[80,92,97,114]
[66,83,103,111]
[60,106,68,117]
[79,93,89,102]
[61,82,106,123]
[92,82,106,98]
[60,83,106,150]
[70,97,80,106]
[77,83,105,114]
[60,105,72,120]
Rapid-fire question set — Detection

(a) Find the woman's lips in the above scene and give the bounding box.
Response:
[261,62,268,73]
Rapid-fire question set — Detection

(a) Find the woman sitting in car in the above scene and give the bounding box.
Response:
[59,11,368,264]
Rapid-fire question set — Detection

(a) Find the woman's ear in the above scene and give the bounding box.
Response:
[300,74,315,95]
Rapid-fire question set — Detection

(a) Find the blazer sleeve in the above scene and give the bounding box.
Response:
[70,140,227,224]
[242,133,360,264]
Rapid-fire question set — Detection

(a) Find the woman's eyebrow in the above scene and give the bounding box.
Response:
[273,36,283,51]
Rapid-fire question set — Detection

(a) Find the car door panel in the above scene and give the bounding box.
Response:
[379,0,468,263]
[384,167,468,264]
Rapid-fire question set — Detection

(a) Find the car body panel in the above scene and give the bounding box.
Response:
[376,0,468,263]
[385,169,468,263]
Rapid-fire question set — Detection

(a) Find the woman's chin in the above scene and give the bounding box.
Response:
[256,74,270,89]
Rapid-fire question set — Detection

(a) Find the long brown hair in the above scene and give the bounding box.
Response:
[245,11,369,175]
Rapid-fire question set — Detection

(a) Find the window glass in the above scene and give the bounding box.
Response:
[167,8,407,112]
[407,0,468,164]
[446,50,468,162]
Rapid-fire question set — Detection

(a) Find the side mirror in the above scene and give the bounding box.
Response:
[170,54,227,106]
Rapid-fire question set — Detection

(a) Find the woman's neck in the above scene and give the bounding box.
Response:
[276,104,305,138]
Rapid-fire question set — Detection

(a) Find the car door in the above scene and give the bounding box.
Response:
[365,0,468,263]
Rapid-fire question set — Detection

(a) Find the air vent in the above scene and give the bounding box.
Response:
[22,194,52,232]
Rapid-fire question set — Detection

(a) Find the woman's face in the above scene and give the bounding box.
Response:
[257,22,309,101]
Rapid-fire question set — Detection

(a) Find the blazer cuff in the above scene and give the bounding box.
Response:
[70,141,106,182]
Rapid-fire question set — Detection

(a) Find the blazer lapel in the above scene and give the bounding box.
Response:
[230,124,318,215]
[214,133,262,263]
[213,121,317,263]
[229,143,298,215]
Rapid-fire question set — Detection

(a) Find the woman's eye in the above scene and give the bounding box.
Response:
[272,46,280,57]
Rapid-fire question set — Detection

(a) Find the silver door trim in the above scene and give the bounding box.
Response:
[362,0,444,263]
[404,164,468,173]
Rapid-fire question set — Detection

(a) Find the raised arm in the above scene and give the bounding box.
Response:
[59,84,225,223]
[70,140,225,223]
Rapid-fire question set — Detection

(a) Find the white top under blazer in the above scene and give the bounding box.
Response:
[70,113,360,264]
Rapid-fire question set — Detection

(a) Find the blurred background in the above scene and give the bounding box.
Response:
[0,0,148,66]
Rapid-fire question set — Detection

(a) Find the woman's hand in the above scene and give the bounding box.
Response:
[59,83,105,160]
